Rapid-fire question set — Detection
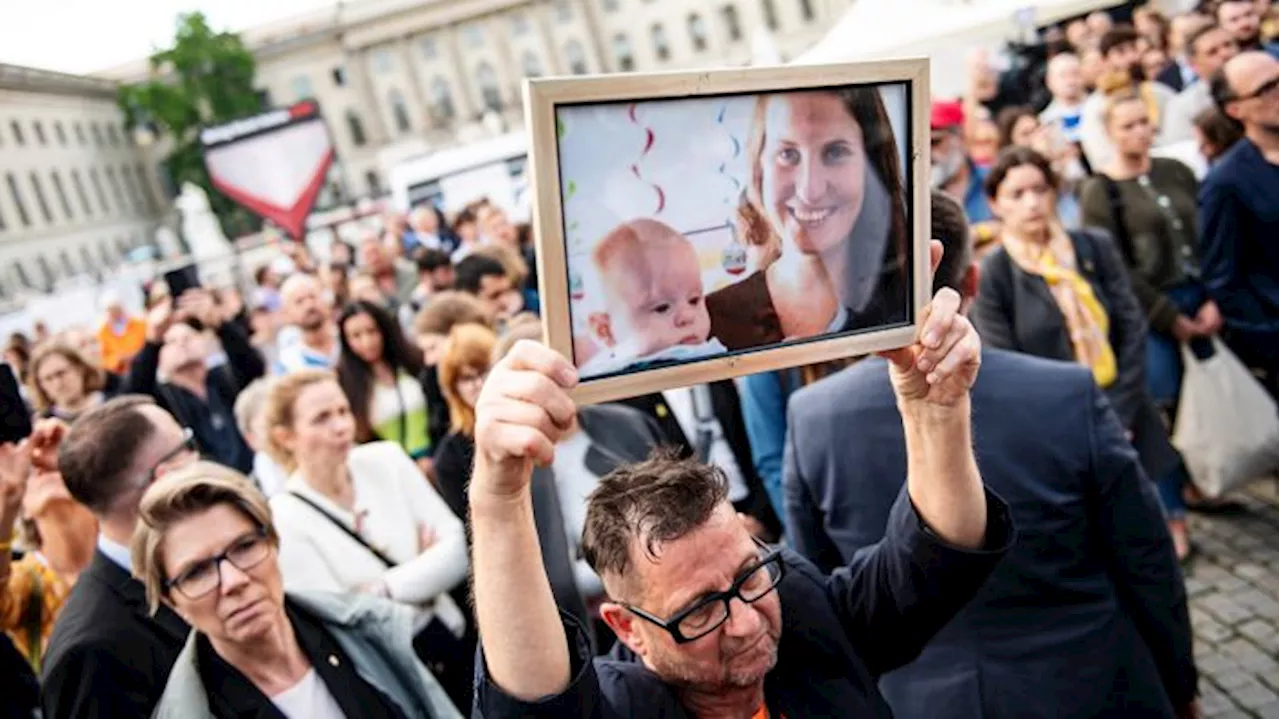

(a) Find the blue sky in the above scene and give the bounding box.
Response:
[0,0,336,74]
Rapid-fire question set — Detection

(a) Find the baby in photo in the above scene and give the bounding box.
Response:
[581,218,727,378]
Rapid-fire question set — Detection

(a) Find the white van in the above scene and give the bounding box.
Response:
[388,131,530,220]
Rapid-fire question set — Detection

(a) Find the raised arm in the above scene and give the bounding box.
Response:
[469,341,580,701]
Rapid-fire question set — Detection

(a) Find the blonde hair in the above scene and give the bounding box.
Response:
[1101,87,1152,129]
[413,291,493,337]
[439,323,497,436]
[262,369,336,471]
[28,341,105,412]
[130,461,277,615]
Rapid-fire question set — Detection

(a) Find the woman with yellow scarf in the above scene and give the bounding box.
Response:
[972,146,1191,560]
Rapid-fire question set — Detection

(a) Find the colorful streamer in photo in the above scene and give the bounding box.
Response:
[715,104,742,204]
[627,102,665,215]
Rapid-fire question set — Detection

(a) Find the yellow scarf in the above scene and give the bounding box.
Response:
[1003,229,1118,387]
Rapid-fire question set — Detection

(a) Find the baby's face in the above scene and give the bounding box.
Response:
[604,238,710,356]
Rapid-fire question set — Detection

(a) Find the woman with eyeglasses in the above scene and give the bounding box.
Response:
[972,146,1186,557]
[27,342,113,423]
[261,370,474,709]
[130,462,461,718]
[431,323,496,521]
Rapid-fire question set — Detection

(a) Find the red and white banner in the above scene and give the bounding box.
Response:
[201,100,334,239]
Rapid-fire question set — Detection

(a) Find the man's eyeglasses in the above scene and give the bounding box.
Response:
[164,527,271,600]
[623,539,785,644]
[144,428,197,485]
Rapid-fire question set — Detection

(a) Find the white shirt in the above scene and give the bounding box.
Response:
[270,669,345,719]
[252,451,289,498]
[271,442,469,635]
[661,387,750,503]
[97,534,132,573]
[551,429,604,597]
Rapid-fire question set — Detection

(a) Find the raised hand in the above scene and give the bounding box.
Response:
[29,418,68,474]
[0,442,32,519]
[177,289,222,329]
[472,340,578,499]
[881,241,982,408]
[145,299,175,343]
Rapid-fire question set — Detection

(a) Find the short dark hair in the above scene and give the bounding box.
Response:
[930,190,971,295]
[452,207,477,232]
[1209,64,1238,112]
[1186,21,1225,58]
[413,291,493,336]
[1194,106,1246,159]
[454,255,507,295]
[581,447,728,589]
[416,248,452,273]
[58,395,159,514]
[1100,25,1142,56]
[984,146,1060,200]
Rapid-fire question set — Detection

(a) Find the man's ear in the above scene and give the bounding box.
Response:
[599,601,646,657]
[962,262,981,303]
[588,312,615,348]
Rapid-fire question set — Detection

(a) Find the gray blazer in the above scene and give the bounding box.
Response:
[972,229,1180,479]
[151,590,462,719]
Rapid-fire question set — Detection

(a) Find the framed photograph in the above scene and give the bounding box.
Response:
[526,58,931,405]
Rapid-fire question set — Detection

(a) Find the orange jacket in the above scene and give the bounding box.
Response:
[97,318,147,374]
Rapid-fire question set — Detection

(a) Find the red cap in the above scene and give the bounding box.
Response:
[930,100,965,131]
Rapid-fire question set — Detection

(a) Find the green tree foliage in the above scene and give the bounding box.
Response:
[118,12,264,238]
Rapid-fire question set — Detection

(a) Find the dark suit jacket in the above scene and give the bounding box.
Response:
[1155,62,1186,92]
[785,351,1197,718]
[973,229,1180,479]
[41,550,189,719]
[476,487,1016,717]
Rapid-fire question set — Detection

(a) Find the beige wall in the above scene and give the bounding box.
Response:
[245,0,847,197]
[0,83,164,297]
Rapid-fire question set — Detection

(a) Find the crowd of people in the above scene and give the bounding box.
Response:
[0,1,1275,717]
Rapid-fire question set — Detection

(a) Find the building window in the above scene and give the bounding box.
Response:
[800,0,814,22]
[372,48,393,74]
[79,246,95,275]
[255,89,273,109]
[98,243,113,266]
[389,89,412,133]
[419,36,437,59]
[510,13,531,36]
[565,40,589,74]
[554,0,574,22]
[50,172,73,220]
[476,63,503,112]
[105,167,126,213]
[135,164,158,214]
[688,14,709,51]
[107,124,120,146]
[761,0,779,31]
[37,257,54,287]
[74,123,85,145]
[54,121,66,145]
[91,123,103,146]
[29,173,53,223]
[600,0,618,13]
[33,122,46,146]
[291,75,313,101]
[461,24,484,48]
[60,251,75,277]
[10,121,24,146]
[522,51,543,77]
[430,77,455,120]
[70,170,91,217]
[365,170,382,196]
[612,33,635,72]
[89,168,109,214]
[6,174,30,227]
[121,166,143,212]
[346,110,367,146]
[721,5,742,42]
[651,23,670,61]
[332,66,347,86]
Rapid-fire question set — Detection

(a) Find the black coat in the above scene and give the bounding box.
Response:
[41,550,189,719]
[973,229,1180,480]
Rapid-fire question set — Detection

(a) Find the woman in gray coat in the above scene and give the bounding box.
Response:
[972,146,1189,560]
[131,461,461,718]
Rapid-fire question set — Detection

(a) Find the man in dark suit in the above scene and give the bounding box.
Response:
[784,191,1198,718]
[42,395,195,718]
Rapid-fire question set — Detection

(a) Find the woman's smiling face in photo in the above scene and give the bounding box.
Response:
[760,92,867,257]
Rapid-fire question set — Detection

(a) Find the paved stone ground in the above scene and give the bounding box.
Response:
[1186,479,1279,718]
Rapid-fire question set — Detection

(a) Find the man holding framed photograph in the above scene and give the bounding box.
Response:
[465,244,1015,717]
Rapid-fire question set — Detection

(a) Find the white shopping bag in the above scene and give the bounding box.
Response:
[1172,338,1279,498]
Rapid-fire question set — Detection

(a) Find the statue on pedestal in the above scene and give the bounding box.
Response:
[175,182,232,262]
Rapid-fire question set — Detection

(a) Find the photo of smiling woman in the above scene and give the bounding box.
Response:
[705,87,910,350]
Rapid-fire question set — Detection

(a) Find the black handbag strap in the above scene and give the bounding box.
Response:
[1101,176,1138,266]
[287,490,398,569]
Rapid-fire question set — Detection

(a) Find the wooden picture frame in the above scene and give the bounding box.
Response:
[526,58,932,405]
